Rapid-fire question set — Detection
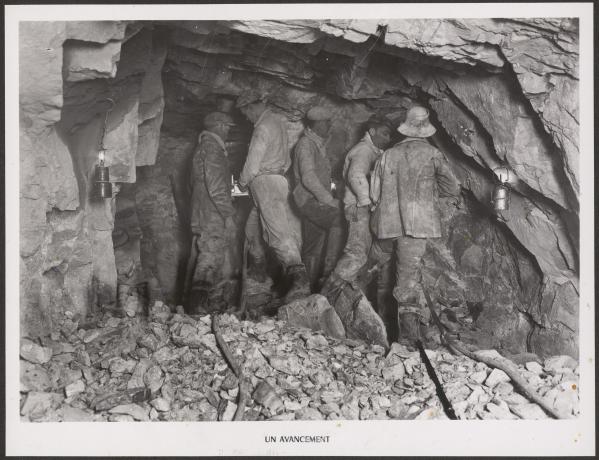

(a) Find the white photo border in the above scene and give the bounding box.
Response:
[5,3,595,456]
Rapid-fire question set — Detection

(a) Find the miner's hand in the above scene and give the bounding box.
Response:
[326,197,341,209]
[357,197,373,208]
[194,233,202,251]
[452,196,463,209]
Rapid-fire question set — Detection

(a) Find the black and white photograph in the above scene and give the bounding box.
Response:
[5,2,595,456]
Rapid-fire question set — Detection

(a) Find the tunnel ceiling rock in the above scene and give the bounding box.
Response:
[65,21,131,44]
[62,22,146,83]
[226,19,324,43]
[63,40,123,82]
[168,19,579,196]
[319,18,580,199]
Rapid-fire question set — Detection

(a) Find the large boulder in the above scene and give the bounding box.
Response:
[278,294,346,339]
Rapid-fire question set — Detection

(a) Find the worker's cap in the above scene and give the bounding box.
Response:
[216,97,235,113]
[366,115,394,131]
[236,91,267,108]
[203,111,235,128]
[306,106,333,121]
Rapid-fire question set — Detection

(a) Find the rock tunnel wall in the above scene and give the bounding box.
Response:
[19,19,579,358]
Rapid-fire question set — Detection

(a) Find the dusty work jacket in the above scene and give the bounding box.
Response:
[342,132,383,208]
[370,137,460,239]
[239,108,290,188]
[292,128,334,208]
[190,131,235,234]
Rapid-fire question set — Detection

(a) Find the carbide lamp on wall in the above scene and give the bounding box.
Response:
[95,98,115,199]
[95,148,112,198]
[231,174,248,197]
[491,166,511,212]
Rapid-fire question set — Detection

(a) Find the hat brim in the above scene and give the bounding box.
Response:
[205,120,235,127]
[397,123,436,138]
[236,97,264,108]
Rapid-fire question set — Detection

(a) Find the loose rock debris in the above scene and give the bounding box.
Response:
[20,301,580,422]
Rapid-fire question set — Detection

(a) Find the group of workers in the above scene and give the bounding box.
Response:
[188,92,461,345]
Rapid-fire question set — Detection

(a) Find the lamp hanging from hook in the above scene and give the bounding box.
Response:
[96,98,115,199]
[491,165,511,212]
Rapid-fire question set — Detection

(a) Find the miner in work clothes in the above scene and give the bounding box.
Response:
[369,105,462,344]
[321,116,392,295]
[292,106,344,291]
[188,111,237,313]
[237,92,310,303]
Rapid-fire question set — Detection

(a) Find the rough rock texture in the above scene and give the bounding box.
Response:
[21,19,578,358]
[225,18,579,198]
[152,19,578,357]
[20,23,165,338]
[19,308,580,422]
[63,40,123,82]
[277,294,346,339]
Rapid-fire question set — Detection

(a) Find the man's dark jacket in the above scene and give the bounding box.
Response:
[190,131,235,234]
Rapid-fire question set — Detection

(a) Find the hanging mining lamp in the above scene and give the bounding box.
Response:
[95,98,115,199]
[491,166,511,212]
[95,148,112,198]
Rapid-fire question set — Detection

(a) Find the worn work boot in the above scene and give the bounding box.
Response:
[187,286,210,315]
[319,272,348,302]
[398,312,421,350]
[303,256,321,292]
[247,258,268,283]
[283,264,311,304]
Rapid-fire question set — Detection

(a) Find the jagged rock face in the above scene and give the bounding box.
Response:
[225,18,579,198]
[20,19,578,358]
[20,22,165,336]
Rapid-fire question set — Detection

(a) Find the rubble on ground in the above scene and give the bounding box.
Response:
[19,301,580,422]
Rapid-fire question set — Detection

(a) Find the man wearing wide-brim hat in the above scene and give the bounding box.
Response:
[187,111,237,313]
[369,105,462,345]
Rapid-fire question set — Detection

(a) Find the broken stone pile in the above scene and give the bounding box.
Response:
[20,301,580,422]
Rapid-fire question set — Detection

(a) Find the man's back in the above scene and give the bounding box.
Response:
[372,137,460,239]
[240,109,290,186]
[342,135,381,208]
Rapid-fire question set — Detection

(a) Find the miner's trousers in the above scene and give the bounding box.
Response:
[333,204,372,282]
[193,215,227,286]
[245,174,302,269]
[297,198,344,289]
[369,235,431,322]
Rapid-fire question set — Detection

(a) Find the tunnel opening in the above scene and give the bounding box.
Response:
[21,19,580,362]
[98,20,576,360]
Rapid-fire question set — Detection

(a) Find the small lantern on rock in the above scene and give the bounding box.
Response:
[95,98,115,199]
[95,149,112,198]
[491,166,511,212]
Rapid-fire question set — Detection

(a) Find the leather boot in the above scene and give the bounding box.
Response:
[187,283,211,315]
[319,272,347,302]
[283,264,311,304]
[398,311,421,349]
[248,258,268,283]
[303,256,321,292]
